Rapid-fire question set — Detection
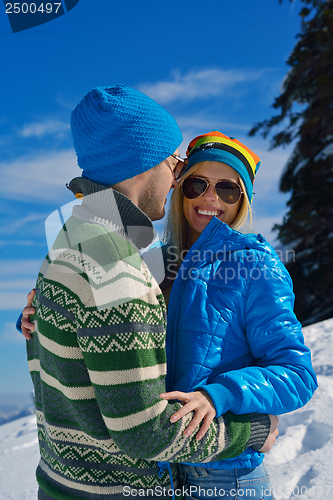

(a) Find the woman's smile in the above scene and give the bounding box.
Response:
[183,161,241,246]
[194,206,224,217]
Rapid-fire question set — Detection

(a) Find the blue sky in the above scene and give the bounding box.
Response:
[0,0,302,395]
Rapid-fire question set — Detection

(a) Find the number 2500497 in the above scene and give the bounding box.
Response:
[5,3,62,14]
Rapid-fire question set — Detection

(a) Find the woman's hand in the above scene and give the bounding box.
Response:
[21,289,36,340]
[259,415,279,453]
[160,389,216,440]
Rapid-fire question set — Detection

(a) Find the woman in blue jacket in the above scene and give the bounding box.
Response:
[161,131,318,499]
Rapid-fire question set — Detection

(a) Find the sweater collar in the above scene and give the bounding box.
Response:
[67,177,155,250]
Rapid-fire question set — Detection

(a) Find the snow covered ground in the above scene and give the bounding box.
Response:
[265,317,333,500]
[0,414,39,499]
[0,318,332,500]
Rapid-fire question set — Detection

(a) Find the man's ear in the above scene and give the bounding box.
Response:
[110,170,150,205]
[137,168,154,181]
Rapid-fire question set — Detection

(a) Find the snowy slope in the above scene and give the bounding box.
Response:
[265,317,333,500]
[0,414,39,499]
[0,318,332,500]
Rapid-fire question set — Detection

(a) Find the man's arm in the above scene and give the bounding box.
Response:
[69,234,270,464]
[75,294,271,463]
[22,273,271,463]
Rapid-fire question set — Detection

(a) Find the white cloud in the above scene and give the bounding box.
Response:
[19,120,69,138]
[0,259,41,277]
[1,322,25,343]
[177,116,249,132]
[0,280,38,291]
[139,68,269,105]
[0,240,37,246]
[0,292,35,311]
[0,213,48,236]
[175,116,254,157]
[0,260,41,310]
[249,141,290,181]
[0,149,79,203]
[56,96,78,111]
[250,215,281,244]
[176,114,250,142]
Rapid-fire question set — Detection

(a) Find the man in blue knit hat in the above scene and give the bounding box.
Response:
[68,85,183,222]
[20,85,276,500]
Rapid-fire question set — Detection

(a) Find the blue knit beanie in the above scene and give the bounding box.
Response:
[70,85,183,186]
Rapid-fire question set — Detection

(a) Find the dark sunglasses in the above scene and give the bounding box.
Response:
[171,154,188,180]
[181,176,243,205]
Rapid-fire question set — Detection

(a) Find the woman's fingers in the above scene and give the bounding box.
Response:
[161,390,216,439]
[184,409,216,439]
[22,311,35,339]
[184,407,216,439]
[182,411,206,437]
[22,310,35,329]
[26,289,36,307]
[195,413,215,440]
[22,322,32,339]
[169,402,196,422]
[160,391,191,423]
[160,391,190,402]
[21,289,36,340]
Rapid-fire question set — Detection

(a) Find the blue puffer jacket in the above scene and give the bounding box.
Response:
[165,218,318,470]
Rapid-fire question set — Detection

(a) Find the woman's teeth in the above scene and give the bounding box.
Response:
[197,208,221,216]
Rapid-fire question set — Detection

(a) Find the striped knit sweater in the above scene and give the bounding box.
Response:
[27,179,270,500]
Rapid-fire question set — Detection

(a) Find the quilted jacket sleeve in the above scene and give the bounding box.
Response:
[199,252,318,417]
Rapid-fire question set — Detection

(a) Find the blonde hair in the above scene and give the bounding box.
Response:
[164,162,252,266]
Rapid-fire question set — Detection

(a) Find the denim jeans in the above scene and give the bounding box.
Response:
[178,463,276,500]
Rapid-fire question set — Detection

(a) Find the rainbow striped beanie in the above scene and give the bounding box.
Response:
[185,131,261,202]
[71,85,183,186]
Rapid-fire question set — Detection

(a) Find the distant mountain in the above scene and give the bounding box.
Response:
[0,393,35,426]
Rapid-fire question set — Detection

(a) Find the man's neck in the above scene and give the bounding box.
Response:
[67,177,155,249]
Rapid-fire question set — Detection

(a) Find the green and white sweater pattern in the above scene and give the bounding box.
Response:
[27,183,270,500]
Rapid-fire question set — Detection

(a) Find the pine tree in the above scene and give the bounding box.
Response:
[249,0,333,325]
